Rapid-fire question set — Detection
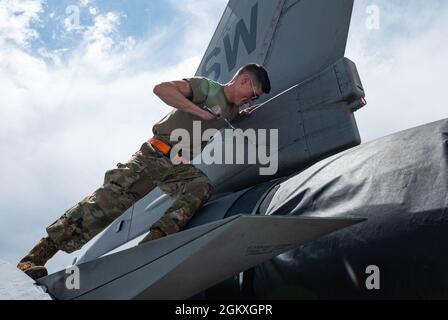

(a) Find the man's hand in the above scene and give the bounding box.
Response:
[210,106,222,119]
[199,110,218,121]
[200,105,222,121]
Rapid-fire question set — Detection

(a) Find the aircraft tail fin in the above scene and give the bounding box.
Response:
[196,0,354,98]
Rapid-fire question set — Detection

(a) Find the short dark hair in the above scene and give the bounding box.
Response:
[237,63,271,94]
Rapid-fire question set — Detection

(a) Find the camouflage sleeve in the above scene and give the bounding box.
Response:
[183,77,210,105]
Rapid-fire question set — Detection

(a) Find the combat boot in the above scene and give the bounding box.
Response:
[17,236,59,280]
[138,228,166,245]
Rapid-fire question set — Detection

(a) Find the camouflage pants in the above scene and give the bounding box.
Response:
[46,142,213,253]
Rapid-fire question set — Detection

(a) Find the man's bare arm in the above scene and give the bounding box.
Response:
[153,80,215,121]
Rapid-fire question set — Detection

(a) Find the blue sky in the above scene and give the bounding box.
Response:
[348,0,448,140]
[0,0,447,273]
[31,0,207,69]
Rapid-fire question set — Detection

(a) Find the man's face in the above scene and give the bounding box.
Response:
[235,74,263,108]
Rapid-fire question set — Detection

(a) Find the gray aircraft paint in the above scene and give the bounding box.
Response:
[196,0,354,100]
[202,2,259,78]
[37,216,363,300]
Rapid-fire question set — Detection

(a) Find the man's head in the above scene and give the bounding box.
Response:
[229,63,271,107]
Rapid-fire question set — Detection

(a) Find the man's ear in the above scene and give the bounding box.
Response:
[240,73,250,84]
[235,74,243,85]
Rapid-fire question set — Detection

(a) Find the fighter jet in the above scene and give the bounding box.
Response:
[2,0,447,300]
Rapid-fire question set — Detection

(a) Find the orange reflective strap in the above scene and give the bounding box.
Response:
[148,137,189,164]
[149,137,171,155]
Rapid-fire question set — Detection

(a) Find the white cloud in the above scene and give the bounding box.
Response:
[167,0,228,58]
[0,0,44,47]
[85,11,120,40]
[37,47,67,66]
[80,0,91,7]
[89,6,98,16]
[59,11,137,77]
[346,1,448,142]
[78,11,122,72]
[63,13,81,33]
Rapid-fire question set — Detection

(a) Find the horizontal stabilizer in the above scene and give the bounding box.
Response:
[38,215,364,300]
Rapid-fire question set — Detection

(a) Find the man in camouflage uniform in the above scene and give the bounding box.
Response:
[17,63,271,280]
